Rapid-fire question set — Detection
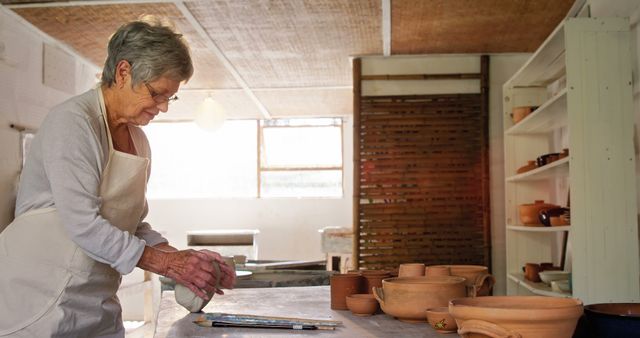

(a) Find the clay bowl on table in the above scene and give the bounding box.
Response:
[449,296,583,338]
[584,303,640,338]
[425,265,451,277]
[398,263,425,277]
[373,276,466,323]
[426,307,457,334]
[429,265,495,296]
[346,294,379,316]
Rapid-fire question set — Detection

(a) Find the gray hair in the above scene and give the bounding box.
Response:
[101,16,193,87]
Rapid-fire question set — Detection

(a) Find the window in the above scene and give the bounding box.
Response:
[143,118,343,198]
[260,118,343,198]
[144,121,257,198]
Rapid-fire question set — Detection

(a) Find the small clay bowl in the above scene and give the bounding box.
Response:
[346,293,379,316]
[426,307,457,333]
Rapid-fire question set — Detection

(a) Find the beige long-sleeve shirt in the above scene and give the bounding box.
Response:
[15,88,167,275]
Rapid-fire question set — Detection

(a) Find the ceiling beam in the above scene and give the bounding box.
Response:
[0,5,100,73]
[173,1,272,119]
[382,0,391,56]
[181,85,352,93]
[4,0,177,8]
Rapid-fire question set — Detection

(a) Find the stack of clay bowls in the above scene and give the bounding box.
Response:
[428,265,495,297]
[373,276,466,323]
[449,296,583,338]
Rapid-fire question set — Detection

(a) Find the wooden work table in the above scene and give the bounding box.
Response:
[154,286,460,337]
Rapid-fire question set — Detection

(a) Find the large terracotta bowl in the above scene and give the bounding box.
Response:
[373,276,466,323]
[449,296,583,338]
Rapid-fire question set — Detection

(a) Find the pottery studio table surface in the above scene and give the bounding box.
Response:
[154,286,460,338]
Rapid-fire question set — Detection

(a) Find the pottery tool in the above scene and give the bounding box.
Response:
[194,312,342,330]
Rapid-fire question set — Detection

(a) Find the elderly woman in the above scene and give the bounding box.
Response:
[0,17,235,337]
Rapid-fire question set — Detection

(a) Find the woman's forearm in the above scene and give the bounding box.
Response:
[154,242,178,252]
[137,245,170,275]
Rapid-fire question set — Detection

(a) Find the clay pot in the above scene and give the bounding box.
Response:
[346,293,379,317]
[539,207,570,226]
[536,152,561,167]
[372,276,466,323]
[539,262,554,271]
[429,265,495,297]
[426,307,457,334]
[330,273,363,310]
[516,160,537,174]
[425,265,451,277]
[449,296,583,338]
[550,216,570,226]
[519,200,559,226]
[362,270,391,294]
[512,106,535,124]
[524,263,542,282]
[398,263,425,277]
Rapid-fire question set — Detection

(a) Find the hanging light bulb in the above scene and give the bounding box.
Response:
[195,96,226,132]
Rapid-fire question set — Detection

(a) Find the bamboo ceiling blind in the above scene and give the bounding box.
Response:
[353,56,490,270]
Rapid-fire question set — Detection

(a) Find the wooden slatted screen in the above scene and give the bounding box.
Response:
[353,56,490,270]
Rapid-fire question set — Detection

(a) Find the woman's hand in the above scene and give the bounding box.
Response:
[198,249,236,290]
[137,246,233,300]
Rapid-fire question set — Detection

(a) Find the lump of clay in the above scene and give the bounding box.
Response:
[175,261,221,313]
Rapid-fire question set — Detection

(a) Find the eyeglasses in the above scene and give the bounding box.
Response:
[144,82,179,104]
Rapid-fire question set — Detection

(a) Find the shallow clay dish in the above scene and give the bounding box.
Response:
[426,307,457,333]
[538,271,570,285]
[346,293,378,316]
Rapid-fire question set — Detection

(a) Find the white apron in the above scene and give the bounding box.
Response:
[0,87,149,337]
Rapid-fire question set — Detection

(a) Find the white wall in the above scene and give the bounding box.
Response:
[0,8,98,231]
[488,54,532,295]
[588,0,640,269]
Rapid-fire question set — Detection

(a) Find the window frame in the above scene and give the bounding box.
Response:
[145,117,344,199]
[257,118,344,198]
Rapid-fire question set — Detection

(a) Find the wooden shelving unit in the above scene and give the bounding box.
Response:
[503,17,639,304]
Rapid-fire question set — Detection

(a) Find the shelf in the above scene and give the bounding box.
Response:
[506,20,566,87]
[506,88,568,135]
[506,157,569,182]
[508,273,572,298]
[507,225,570,232]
